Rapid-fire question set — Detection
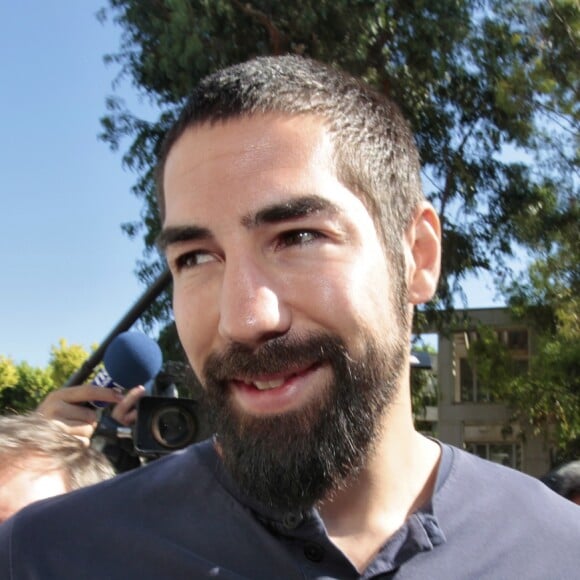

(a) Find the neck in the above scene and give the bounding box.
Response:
[317,390,441,572]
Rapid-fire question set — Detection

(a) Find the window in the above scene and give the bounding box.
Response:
[458,357,495,402]
[465,442,523,470]
[501,329,529,352]
[453,328,529,403]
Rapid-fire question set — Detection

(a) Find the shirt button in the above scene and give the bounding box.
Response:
[304,542,325,562]
[282,512,303,530]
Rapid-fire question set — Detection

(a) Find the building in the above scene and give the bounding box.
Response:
[419,307,552,477]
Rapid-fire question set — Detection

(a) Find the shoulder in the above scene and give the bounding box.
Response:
[0,440,223,545]
[0,440,296,579]
[402,444,580,579]
[440,444,573,502]
[435,443,580,542]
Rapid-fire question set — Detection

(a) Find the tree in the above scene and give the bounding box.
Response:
[96,0,578,452]
[501,197,579,463]
[0,340,91,415]
[97,0,577,325]
[461,191,579,462]
[0,363,54,415]
[48,339,93,387]
[410,344,438,434]
[0,356,18,389]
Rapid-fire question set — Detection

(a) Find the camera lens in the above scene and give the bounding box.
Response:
[151,405,197,449]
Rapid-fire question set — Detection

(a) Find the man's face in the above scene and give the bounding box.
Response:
[0,457,67,523]
[161,114,410,508]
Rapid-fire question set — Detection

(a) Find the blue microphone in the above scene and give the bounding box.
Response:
[91,331,163,407]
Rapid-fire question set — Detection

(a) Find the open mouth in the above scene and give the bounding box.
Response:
[234,362,322,392]
[253,377,286,391]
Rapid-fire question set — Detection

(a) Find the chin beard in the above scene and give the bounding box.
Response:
[201,331,407,512]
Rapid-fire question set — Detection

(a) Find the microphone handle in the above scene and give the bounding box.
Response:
[94,414,132,441]
[64,269,171,387]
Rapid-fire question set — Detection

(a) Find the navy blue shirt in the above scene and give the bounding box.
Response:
[1,439,579,578]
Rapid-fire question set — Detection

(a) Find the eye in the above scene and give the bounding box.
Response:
[276,229,324,249]
[174,250,216,272]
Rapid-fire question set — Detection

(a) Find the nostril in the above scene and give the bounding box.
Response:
[218,274,291,345]
[259,329,288,343]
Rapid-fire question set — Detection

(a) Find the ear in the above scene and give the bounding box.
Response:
[405,202,441,305]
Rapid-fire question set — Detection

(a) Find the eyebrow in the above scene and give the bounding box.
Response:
[156,225,212,252]
[157,194,340,252]
[242,194,339,228]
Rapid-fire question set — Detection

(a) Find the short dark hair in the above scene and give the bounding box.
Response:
[156,55,424,260]
[0,413,116,491]
[541,460,580,501]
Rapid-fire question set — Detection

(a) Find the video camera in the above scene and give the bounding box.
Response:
[134,395,200,456]
[95,362,211,462]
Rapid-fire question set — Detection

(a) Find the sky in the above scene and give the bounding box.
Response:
[0,1,158,367]
[0,1,502,369]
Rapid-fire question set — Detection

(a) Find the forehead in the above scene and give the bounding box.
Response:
[0,456,67,522]
[165,113,333,172]
[162,114,341,222]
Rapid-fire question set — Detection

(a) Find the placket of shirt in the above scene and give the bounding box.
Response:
[259,507,446,579]
[257,509,360,579]
[361,511,446,578]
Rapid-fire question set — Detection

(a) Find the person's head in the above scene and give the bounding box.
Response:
[0,413,116,523]
[157,56,425,269]
[541,460,580,505]
[157,55,441,510]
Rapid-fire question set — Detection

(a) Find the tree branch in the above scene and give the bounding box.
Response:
[230,0,286,55]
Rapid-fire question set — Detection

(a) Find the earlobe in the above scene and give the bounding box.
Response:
[406,203,441,305]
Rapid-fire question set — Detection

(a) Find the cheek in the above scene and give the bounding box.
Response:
[173,283,218,375]
[299,254,394,335]
[346,269,394,330]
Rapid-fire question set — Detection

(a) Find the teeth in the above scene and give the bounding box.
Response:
[253,378,285,391]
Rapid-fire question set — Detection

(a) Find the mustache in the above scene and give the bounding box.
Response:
[203,331,349,383]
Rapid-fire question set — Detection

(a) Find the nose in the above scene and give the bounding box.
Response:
[217,258,291,347]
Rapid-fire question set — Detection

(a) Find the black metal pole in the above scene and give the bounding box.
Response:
[63,269,171,387]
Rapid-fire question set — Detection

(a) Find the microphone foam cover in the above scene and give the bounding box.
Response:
[103,331,163,388]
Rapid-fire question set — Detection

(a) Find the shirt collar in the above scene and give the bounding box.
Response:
[197,438,450,574]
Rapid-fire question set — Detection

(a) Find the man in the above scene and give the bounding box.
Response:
[0,56,578,578]
[0,413,115,524]
[542,460,580,505]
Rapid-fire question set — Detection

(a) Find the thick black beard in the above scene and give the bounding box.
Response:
[202,330,407,512]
